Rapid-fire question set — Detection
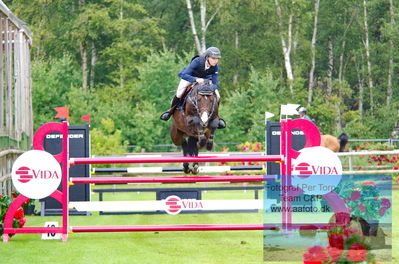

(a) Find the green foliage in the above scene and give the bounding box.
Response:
[219,67,286,142]
[90,118,128,164]
[135,49,187,112]
[129,101,164,151]
[133,49,189,143]
[32,55,81,129]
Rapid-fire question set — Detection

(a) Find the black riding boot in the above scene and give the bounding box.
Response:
[160,96,180,121]
[216,100,226,129]
[218,118,226,129]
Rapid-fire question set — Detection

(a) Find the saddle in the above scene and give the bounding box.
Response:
[176,84,193,110]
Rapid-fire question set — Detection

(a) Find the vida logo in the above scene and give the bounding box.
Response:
[15,166,59,183]
[295,162,338,175]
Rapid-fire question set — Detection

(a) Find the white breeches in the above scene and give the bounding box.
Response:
[176,79,220,101]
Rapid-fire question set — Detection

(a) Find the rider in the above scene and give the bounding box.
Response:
[160,47,226,129]
[298,107,315,123]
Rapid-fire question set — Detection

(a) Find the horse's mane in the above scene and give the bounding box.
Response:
[192,80,214,95]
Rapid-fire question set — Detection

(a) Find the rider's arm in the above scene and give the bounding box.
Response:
[211,65,219,90]
[178,57,200,83]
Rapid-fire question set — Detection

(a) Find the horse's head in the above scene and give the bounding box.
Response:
[187,81,218,127]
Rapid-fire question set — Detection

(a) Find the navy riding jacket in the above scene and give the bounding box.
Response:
[178,56,219,90]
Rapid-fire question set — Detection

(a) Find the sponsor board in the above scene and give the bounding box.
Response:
[12,150,62,199]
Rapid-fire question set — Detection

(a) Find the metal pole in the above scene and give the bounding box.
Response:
[71,175,275,184]
[70,155,282,165]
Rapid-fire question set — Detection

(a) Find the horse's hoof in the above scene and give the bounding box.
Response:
[188,166,194,174]
[191,164,199,174]
[183,163,190,174]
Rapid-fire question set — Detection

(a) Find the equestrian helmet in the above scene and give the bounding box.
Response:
[298,107,307,114]
[205,47,221,58]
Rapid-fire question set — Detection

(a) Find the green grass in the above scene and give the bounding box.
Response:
[0,185,398,264]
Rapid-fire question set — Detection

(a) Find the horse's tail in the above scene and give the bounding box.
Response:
[337,133,349,152]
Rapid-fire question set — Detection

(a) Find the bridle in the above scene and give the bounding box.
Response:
[187,84,217,127]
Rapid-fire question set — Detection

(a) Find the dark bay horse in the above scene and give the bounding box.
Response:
[170,81,220,174]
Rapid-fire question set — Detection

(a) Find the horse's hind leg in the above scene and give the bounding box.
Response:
[171,124,190,174]
[188,137,199,174]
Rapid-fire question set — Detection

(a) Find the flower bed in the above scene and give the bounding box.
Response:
[0,193,27,236]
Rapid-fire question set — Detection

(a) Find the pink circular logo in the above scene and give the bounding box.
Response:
[12,150,62,199]
[292,146,342,195]
[164,195,182,215]
[15,166,33,183]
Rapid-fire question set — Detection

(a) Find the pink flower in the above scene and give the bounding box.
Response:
[343,227,360,238]
[346,243,367,262]
[381,198,391,209]
[379,207,387,216]
[303,246,328,263]
[328,233,344,249]
[14,207,24,220]
[327,246,343,262]
[357,204,366,212]
[334,212,350,225]
[19,218,27,228]
[350,190,361,202]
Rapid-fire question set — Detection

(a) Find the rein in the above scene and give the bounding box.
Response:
[187,86,217,125]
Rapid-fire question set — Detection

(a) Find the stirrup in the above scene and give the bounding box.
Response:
[160,111,172,121]
[217,118,226,129]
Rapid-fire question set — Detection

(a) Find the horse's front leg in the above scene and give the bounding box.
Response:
[206,119,219,151]
[197,132,207,149]
[188,137,199,174]
[206,134,215,151]
[182,140,190,174]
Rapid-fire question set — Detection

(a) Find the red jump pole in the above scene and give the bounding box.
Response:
[70,175,275,184]
[70,223,333,233]
[71,224,279,233]
[69,155,282,166]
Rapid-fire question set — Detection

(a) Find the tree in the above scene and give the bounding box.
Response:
[31,55,81,129]
[386,0,396,106]
[362,0,374,112]
[307,0,320,105]
[185,0,220,53]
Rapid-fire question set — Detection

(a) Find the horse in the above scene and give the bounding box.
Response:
[321,133,348,152]
[170,81,220,174]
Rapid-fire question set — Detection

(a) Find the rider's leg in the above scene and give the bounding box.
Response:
[215,90,226,129]
[160,79,191,121]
